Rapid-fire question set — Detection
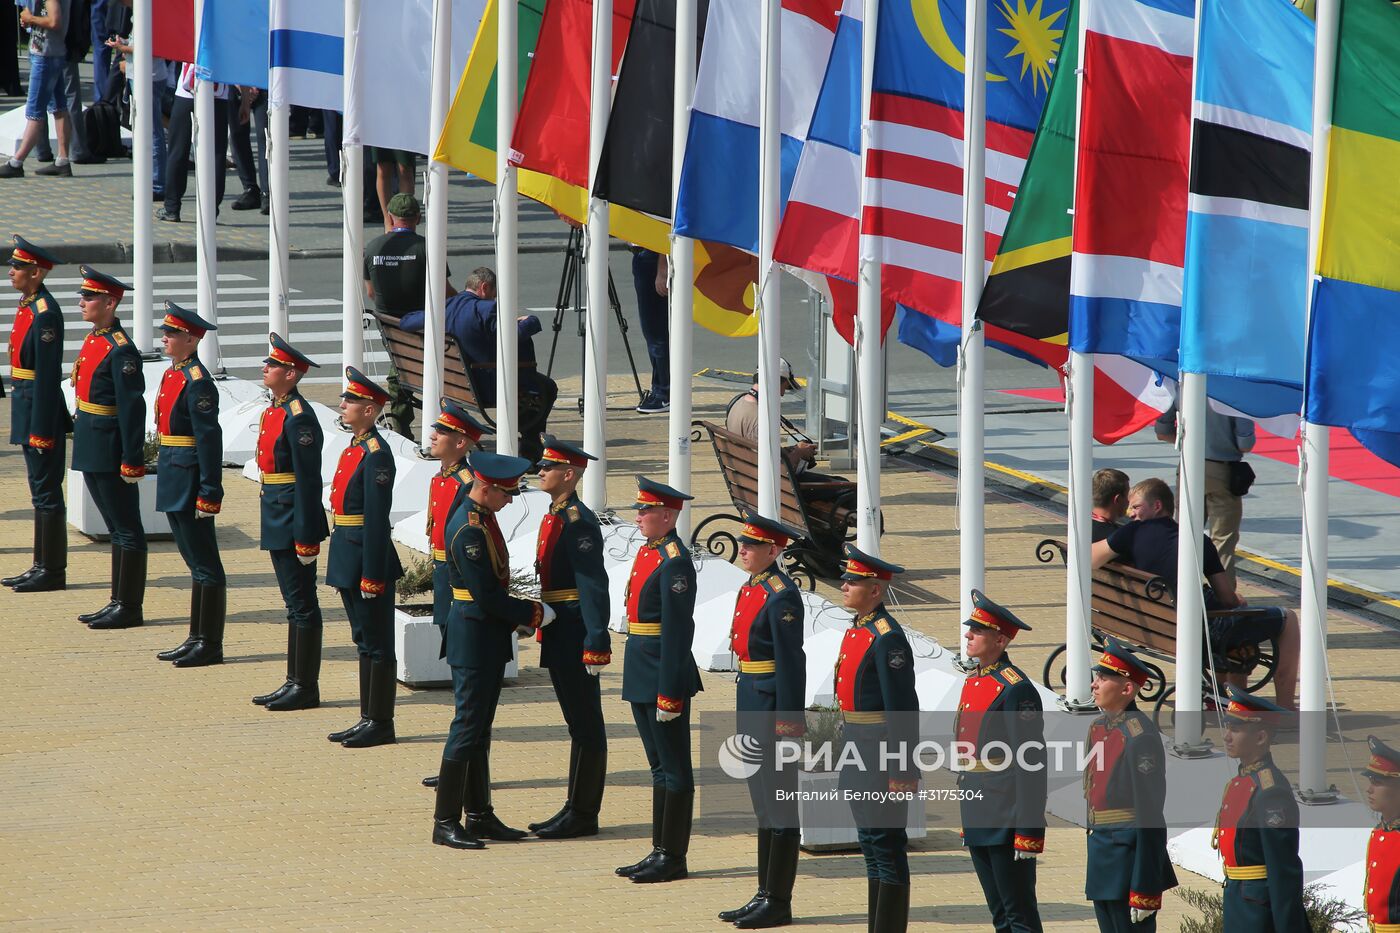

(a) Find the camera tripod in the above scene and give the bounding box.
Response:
[545,225,645,410]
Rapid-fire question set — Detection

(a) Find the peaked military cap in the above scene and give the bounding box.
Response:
[77,264,130,300]
[840,544,904,582]
[737,511,794,549]
[537,434,596,469]
[965,588,1031,640]
[265,332,319,373]
[1365,735,1400,783]
[468,451,531,492]
[433,399,489,442]
[1222,685,1291,731]
[633,475,693,510]
[9,235,58,269]
[159,300,217,338]
[1092,636,1152,687]
[341,365,390,406]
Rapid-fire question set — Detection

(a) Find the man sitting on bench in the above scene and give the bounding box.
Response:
[1090,478,1299,710]
[400,267,558,463]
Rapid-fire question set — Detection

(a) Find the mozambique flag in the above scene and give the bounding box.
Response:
[976,0,1077,341]
[1305,0,1400,467]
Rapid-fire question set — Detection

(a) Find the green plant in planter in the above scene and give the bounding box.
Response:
[142,432,160,471]
[398,556,434,600]
[1175,883,1365,933]
[802,705,844,770]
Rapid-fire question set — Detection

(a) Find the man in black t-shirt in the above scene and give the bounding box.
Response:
[362,193,455,440]
[1091,468,1129,543]
[1090,478,1299,710]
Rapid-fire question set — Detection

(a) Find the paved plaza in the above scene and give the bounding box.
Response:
[4,376,1397,931]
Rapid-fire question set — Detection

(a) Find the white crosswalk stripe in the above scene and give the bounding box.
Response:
[3,271,386,385]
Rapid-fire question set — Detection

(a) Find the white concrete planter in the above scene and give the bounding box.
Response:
[796,769,928,852]
[394,605,518,687]
[67,468,173,540]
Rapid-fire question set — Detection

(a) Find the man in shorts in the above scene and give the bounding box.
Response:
[1,0,75,178]
[371,147,417,234]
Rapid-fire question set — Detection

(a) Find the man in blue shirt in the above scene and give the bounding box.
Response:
[400,267,558,463]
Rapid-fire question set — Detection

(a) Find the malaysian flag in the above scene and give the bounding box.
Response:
[775,0,1069,360]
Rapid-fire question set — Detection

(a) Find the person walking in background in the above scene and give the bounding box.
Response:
[1,0,75,178]
[371,147,416,233]
[629,247,669,414]
[228,86,268,214]
[159,61,229,223]
[1,5,24,96]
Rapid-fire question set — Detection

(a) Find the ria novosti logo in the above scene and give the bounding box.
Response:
[717,733,765,780]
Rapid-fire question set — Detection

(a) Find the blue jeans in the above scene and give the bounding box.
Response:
[631,249,670,401]
[151,79,167,193]
[90,0,112,99]
[25,53,68,121]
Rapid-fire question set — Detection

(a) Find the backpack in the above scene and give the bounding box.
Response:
[80,100,125,161]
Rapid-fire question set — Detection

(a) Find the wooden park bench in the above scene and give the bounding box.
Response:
[692,420,858,584]
[372,311,494,428]
[1034,538,1279,716]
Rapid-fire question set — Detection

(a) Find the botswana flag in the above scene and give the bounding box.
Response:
[594,0,710,219]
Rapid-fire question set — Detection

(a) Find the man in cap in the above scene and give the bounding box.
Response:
[249,334,329,711]
[1213,687,1306,932]
[719,512,807,929]
[325,366,404,748]
[1363,735,1400,931]
[835,544,919,933]
[4,236,71,593]
[419,400,488,787]
[150,301,226,667]
[1083,637,1177,932]
[615,477,701,884]
[528,435,612,840]
[955,589,1047,933]
[71,265,148,630]
[362,192,455,439]
[431,451,555,850]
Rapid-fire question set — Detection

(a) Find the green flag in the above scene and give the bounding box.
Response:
[976,0,1078,343]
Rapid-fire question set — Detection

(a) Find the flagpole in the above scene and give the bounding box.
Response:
[341,0,364,370]
[1298,0,1339,805]
[268,84,291,338]
[958,0,987,619]
[756,0,782,519]
[423,0,453,447]
[582,0,611,509]
[1063,0,1095,712]
[494,0,520,457]
[193,1,222,372]
[855,0,882,554]
[668,0,698,537]
[131,0,152,353]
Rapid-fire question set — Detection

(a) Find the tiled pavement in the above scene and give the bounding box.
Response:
[3,377,1396,931]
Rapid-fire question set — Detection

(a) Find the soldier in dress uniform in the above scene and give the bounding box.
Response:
[324,366,404,749]
[1212,686,1306,932]
[528,436,612,841]
[955,588,1047,933]
[70,266,148,630]
[419,400,487,788]
[614,477,701,885]
[146,302,227,667]
[835,544,919,933]
[431,451,554,851]
[719,512,807,929]
[249,334,329,711]
[3,236,70,593]
[1082,637,1177,932]
[1363,735,1400,932]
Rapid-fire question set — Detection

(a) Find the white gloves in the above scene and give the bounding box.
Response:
[297,553,316,566]
[585,664,604,677]
[538,602,556,627]
[121,474,140,484]
[362,590,378,600]
[1130,908,1157,925]
[195,508,214,520]
[656,707,681,723]
[1013,850,1037,861]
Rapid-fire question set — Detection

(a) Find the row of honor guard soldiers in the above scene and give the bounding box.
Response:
[9,235,1400,933]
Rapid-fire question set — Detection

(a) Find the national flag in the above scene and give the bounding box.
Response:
[153,0,195,63]
[345,0,485,154]
[673,0,841,252]
[594,0,710,222]
[195,0,269,88]
[1181,0,1313,420]
[1306,0,1400,467]
[1068,0,1193,376]
[269,0,345,112]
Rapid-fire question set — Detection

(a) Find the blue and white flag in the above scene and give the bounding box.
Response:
[673,0,840,253]
[1181,0,1314,419]
[195,0,269,88]
[270,0,344,112]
